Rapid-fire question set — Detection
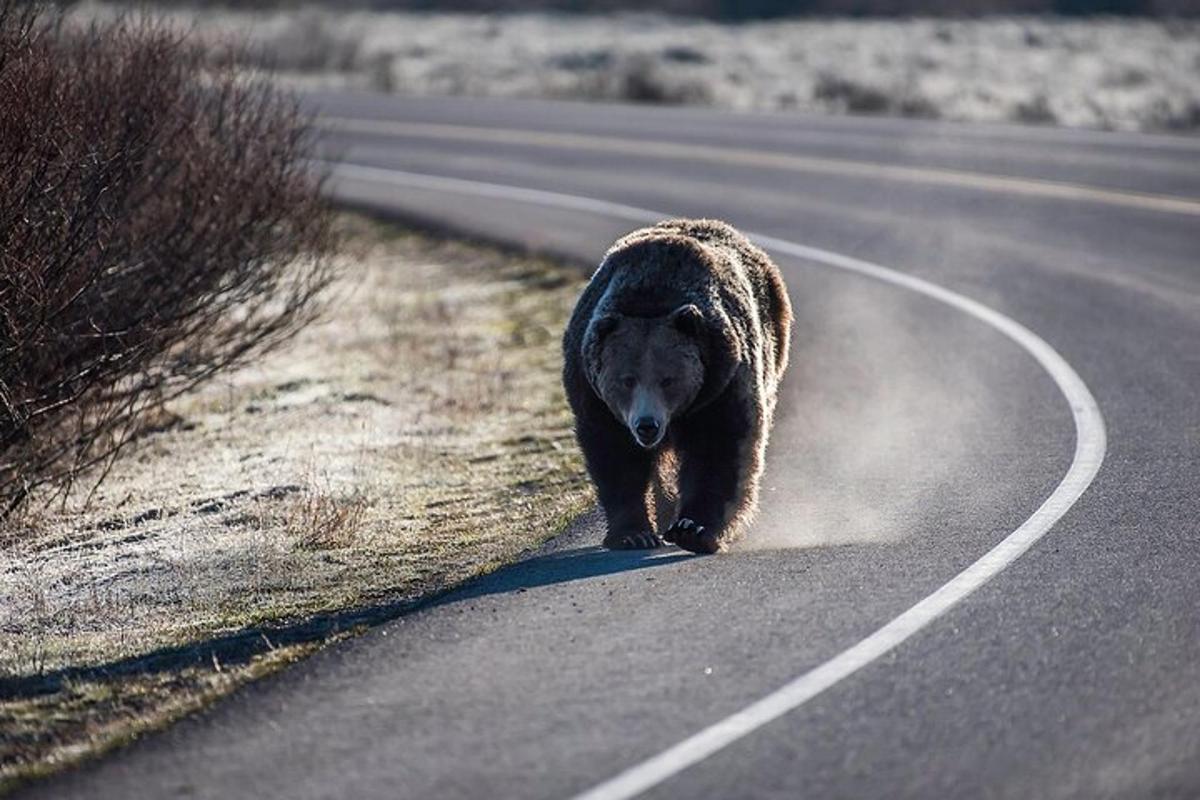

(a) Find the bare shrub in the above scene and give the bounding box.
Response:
[812,71,941,119]
[569,52,714,105]
[813,72,893,114]
[0,3,334,517]
[1012,92,1060,123]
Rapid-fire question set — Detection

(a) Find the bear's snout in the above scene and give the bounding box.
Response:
[632,415,663,449]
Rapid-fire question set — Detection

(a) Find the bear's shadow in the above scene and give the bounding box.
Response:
[431,545,695,606]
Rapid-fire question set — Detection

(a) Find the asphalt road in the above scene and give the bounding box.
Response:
[25,93,1200,799]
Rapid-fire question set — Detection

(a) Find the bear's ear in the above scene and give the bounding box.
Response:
[669,304,704,337]
[591,313,620,339]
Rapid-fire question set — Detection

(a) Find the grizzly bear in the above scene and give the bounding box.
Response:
[562,219,792,554]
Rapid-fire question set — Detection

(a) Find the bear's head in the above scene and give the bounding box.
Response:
[583,305,706,450]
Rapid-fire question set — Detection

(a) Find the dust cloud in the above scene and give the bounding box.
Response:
[745,270,1011,551]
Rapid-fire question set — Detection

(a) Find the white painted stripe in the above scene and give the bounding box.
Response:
[323,162,681,226]
[323,162,1107,800]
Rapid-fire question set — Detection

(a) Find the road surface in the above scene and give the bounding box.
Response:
[24,93,1200,799]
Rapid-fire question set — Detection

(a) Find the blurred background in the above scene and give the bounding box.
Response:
[63,0,1200,132]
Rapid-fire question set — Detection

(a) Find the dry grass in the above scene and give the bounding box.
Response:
[0,214,592,787]
[0,642,321,794]
[283,486,372,551]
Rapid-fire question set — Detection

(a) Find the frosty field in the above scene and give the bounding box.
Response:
[71,2,1200,132]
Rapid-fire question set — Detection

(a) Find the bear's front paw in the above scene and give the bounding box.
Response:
[603,531,664,550]
[664,518,721,555]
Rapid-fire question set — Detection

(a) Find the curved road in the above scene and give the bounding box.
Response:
[26,93,1200,799]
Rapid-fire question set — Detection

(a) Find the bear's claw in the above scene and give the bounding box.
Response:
[604,532,664,550]
[664,518,721,554]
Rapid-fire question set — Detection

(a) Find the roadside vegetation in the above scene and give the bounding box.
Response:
[0,217,592,789]
[0,4,592,788]
[71,3,1200,132]
[0,2,332,517]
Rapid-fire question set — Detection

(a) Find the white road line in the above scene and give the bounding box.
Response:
[324,162,1108,800]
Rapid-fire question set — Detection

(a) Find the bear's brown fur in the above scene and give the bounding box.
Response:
[562,219,791,554]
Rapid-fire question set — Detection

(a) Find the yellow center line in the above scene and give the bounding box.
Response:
[317,116,1200,218]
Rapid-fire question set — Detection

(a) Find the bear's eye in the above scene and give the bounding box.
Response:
[621,376,636,389]
[660,377,674,389]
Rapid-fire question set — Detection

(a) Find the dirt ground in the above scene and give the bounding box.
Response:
[0,215,593,789]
